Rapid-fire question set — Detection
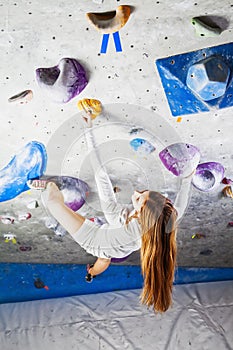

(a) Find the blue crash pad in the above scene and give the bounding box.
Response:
[0,263,233,304]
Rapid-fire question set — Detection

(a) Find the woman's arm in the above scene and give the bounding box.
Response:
[43,182,85,235]
[45,182,112,279]
[85,128,124,225]
[174,173,194,221]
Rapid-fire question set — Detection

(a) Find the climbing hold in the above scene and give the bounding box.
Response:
[44,216,58,230]
[222,177,233,185]
[0,141,47,202]
[27,179,47,190]
[129,127,144,135]
[41,175,89,212]
[0,216,15,224]
[3,233,17,244]
[86,5,131,34]
[44,217,67,237]
[18,212,32,221]
[130,138,155,155]
[77,98,102,119]
[19,245,32,252]
[54,224,67,237]
[86,5,131,53]
[113,186,121,193]
[159,143,200,177]
[156,42,233,116]
[222,185,233,198]
[36,58,88,103]
[191,17,222,37]
[192,162,225,192]
[27,200,39,209]
[186,56,230,101]
[8,89,33,104]
[228,222,233,227]
[192,233,206,239]
[200,249,213,256]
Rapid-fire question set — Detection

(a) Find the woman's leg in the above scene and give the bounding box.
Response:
[88,257,111,276]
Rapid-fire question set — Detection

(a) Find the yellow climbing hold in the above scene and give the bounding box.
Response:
[192,233,206,239]
[222,185,233,198]
[77,98,102,119]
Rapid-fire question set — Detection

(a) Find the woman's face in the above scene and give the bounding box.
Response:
[131,190,149,212]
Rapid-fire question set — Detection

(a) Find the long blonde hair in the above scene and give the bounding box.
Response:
[139,191,177,313]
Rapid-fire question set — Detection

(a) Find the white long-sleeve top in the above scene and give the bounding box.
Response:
[72,129,192,259]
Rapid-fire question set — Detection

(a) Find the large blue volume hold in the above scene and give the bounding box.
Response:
[156,42,233,116]
[0,141,47,202]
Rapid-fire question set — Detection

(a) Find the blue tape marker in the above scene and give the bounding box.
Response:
[100,34,110,54]
[113,31,122,52]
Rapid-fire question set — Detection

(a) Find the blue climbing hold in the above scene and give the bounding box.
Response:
[0,141,47,202]
[186,56,230,101]
[156,42,233,116]
[130,138,155,155]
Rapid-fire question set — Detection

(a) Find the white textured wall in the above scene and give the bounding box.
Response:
[0,0,233,266]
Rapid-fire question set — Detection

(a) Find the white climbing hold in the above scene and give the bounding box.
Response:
[93,0,104,4]
[0,216,15,224]
[191,17,222,37]
[3,233,17,243]
[8,90,33,104]
[27,200,39,209]
[18,212,32,221]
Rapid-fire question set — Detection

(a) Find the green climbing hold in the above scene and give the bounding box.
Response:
[191,17,222,37]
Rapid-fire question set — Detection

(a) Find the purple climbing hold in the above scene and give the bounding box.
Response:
[192,162,225,192]
[222,177,233,185]
[19,245,32,252]
[159,143,200,177]
[36,58,88,103]
[41,175,89,211]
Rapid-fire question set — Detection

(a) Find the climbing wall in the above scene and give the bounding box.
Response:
[0,0,233,274]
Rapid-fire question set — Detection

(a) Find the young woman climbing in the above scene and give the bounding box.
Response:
[31,114,198,313]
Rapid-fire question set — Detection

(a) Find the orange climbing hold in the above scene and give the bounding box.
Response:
[86,5,131,34]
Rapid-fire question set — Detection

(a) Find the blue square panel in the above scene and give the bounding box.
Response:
[156,42,233,116]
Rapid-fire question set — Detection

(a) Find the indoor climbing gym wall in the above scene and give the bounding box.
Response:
[0,0,233,306]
